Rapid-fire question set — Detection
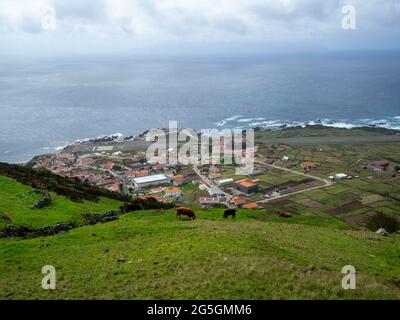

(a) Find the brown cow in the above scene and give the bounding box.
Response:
[176,207,196,220]
[277,211,293,218]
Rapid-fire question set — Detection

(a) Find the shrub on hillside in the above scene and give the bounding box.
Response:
[120,196,174,213]
[84,210,122,225]
[366,212,400,234]
[0,211,11,224]
[0,162,130,203]
[31,190,52,209]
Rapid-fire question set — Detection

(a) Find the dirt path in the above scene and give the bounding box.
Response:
[255,159,333,204]
[192,165,234,207]
[255,159,331,184]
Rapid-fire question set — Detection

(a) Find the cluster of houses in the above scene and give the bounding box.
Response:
[363,160,391,173]
[33,139,399,211]
[34,152,121,192]
[327,160,393,182]
[33,149,199,198]
[32,141,283,209]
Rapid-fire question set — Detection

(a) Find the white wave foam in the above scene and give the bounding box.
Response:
[74,132,124,143]
[215,115,400,131]
[52,133,125,152]
[216,115,244,126]
[55,145,68,151]
[237,118,256,123]
[321,122,356,129]
[225,115,243,121]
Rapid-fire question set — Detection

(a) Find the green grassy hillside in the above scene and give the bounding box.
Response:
[0,176,122,230]
[254,126,399,139]
[1,206,399,300]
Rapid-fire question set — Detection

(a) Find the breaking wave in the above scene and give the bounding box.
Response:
[54,133,124,152]
[215,115,400,131]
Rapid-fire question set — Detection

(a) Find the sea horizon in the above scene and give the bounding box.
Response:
[1,51,400,163]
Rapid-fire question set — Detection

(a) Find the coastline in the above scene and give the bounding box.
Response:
[4,115,400,165]
[215,115,400,130]
[21,124,400,167]
[48,115,400,153]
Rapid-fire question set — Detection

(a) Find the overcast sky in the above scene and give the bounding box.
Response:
[1,0,400,57]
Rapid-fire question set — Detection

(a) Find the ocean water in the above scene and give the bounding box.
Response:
[1,52,400,163]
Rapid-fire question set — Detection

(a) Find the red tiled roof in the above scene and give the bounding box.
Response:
[103,162,114,170]
[236,180,258,188]
[231,196,246,206]
[372,160,390,167]
[172,174,184,181]
[165,187,182,193]
[242,202,258,209]
[303,161,318,168]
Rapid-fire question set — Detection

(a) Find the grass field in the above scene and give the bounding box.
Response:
[254,127,398,139]
[1,133,400,301]
[0,176,122,231]
[1,206,400,300]
[255,141,400,229]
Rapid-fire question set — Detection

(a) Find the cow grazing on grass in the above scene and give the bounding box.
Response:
[277,211,293,218]
[223,209,236,220]
[176,207,196,220]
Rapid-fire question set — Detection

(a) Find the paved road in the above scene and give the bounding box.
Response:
[192,165,234,207]
[192,160,333,207]
[255,135,400,145]
[255,159,333,204]
[257,182,333,204]
[255,159,331,185]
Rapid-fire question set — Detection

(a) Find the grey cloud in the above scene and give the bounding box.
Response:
[210,16,248,35]
[250,0,342,23]
[0,15,10,32]
[1,0,400,55]
[360,0,400,28]
[125,3,249,37]
[20,16,43,33]
[53,0,108,22]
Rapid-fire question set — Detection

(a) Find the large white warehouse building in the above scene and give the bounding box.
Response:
[133,174,169,188]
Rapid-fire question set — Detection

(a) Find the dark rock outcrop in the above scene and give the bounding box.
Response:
[0,223,75,239]
[31,190,52,209]
[84,210,122,225]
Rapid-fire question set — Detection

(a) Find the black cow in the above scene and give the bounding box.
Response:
[223,209,236,220]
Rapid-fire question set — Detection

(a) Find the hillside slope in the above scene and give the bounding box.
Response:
[1,208,399,300]
[0,175,122,231]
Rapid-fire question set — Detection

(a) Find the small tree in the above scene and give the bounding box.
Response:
[366,212,400,234]
[0,211,12,228]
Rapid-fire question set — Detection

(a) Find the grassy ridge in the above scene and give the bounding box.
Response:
[0,173,348,232]
[0,162,128,202]
[1,208,399,300]
[0,176,122,230]
[254,126,399,139]
[1,170,399,300]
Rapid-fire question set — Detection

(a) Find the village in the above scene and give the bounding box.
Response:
[4,128,400,301]
[31,132,400,226]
